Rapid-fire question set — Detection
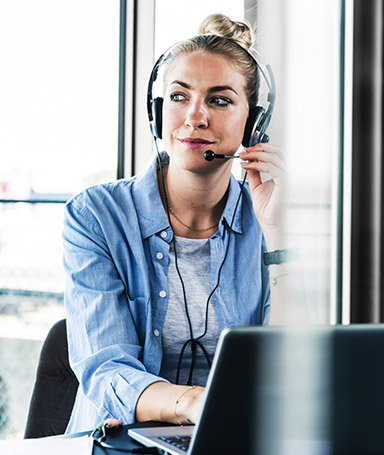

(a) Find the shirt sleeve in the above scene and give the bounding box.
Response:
[63,196,167,424]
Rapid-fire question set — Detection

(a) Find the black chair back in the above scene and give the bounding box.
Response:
[24,319,79,438]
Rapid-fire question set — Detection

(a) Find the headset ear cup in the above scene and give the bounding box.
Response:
[242,106,265,148]
[152,97,163,139]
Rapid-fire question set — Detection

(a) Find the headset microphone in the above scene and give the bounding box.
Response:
[204,150,241,161]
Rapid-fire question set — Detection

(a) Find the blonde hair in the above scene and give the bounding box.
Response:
[163,14,259,107]
[198,13,253,51]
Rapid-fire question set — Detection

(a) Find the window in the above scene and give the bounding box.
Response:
[0,0,119,438]
[245,0,344,323]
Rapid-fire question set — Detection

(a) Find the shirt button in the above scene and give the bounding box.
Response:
[159,290,167,298]
[156,252,164,260]
[160,231,167,238]
[154,329,160,337]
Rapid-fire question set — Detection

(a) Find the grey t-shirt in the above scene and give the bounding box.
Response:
[159,236,221,386]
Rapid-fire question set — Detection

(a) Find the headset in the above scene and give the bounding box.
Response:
[146,36,276,149]
[146,36,276,385]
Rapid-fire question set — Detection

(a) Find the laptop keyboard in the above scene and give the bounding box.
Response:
[159,435,191,452]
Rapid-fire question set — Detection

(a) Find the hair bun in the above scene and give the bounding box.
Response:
[198,13,253,51]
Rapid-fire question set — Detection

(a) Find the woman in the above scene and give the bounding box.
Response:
[63,13,287,433]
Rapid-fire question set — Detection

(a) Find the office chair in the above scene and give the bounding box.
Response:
[24,319,79,438]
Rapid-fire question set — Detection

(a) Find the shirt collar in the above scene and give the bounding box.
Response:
[220,173,244,235]
[133,155,245,239]
[132,156,171,240]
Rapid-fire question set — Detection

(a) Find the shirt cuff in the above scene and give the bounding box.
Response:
[98,369,169,424]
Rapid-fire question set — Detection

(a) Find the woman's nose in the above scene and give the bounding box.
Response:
[184,101,208,129]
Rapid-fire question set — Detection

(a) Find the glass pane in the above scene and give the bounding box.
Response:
[0,0,120,439]
[0,0,119,201]
[247,0,342,324]
[155,0,244,53]
[0,203,65,335]
[0,202,66,439]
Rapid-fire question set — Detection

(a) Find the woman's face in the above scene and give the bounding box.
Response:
[162,51,249,174]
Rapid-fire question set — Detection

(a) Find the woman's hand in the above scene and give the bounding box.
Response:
[239,143,286,241]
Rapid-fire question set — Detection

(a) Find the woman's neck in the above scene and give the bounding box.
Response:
[158,162,231,239]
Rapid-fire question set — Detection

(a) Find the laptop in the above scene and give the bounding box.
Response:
[128,324,384,455]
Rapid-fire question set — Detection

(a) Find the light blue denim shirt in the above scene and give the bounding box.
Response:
[63,156,270,433]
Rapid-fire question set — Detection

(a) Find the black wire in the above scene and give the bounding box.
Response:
[187,340,197,385]
[155,139,247,385]
[197,171,247,342]
[175,338,191,385]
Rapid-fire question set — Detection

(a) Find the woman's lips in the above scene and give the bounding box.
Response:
[178,138,214,149]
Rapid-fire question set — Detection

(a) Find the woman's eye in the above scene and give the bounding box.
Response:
[211,96,231,107]
[170,93,186,102]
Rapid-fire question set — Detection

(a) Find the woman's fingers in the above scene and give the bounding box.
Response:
[240,144,285,167]
[104,418,123,428]
[240,144,286,187]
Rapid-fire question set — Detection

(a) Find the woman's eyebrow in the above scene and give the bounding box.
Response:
[169,80,190,89]
[169,80,238,95]
[208,85,238,95]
